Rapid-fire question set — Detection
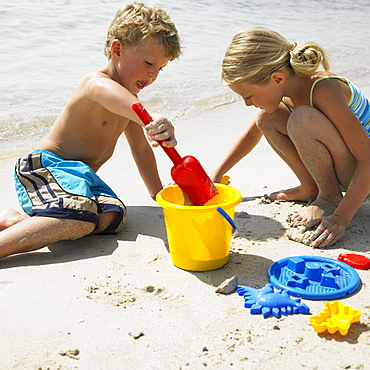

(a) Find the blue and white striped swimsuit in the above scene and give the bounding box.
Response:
[310,76,370,136]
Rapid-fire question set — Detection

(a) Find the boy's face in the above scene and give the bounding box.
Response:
[115,37,169,94]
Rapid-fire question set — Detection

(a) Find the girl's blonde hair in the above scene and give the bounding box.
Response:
[222,27,330,85]
[104,2,182,61]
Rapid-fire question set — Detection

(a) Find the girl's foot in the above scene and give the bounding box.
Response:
[268,185,318,202]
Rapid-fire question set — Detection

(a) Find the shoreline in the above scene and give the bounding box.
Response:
[0,94,370,369]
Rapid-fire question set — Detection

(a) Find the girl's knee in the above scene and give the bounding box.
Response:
[287,105,318,137]
[255,110,271,131]
[255,110,280,133]
[255,105,290,133]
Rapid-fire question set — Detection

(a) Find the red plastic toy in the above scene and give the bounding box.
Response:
[132,103,219,206]
[338,253,370,270]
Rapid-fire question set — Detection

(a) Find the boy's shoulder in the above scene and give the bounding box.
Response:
[74,68,118,101]
[80,70,113,86]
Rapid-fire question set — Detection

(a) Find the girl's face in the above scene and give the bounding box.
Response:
[114,37,169,94]
[230,75,284,113]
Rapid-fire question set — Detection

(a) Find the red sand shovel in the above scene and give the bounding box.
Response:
[132,102,219,206]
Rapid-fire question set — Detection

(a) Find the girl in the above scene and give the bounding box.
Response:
[212,27,370,248]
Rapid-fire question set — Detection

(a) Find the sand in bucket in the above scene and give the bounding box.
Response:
[156,184,242,271]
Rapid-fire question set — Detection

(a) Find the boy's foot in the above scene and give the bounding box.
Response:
[0,209,29,231]
[289,196,341,223]
[268,185,318,202]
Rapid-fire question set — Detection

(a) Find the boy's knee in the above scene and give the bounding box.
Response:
[93,210,127,235]
[112,215,126,234]
[69,220,96,239]
[105,210,127,234]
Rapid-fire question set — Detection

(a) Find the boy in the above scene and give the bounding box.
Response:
[0,3,182,259]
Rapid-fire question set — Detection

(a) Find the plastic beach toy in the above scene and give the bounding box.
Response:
[217,207,238,233]
[132,103,218,206]
[156,184,241,271]
[338,253,370,270]
[237,283,310,318]
[310,301,362,335]
[268,256,360,300]
[220,175,231,185]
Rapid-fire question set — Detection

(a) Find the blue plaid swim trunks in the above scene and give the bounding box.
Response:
[14,150,126,234]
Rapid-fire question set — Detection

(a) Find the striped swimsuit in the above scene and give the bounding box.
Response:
[309,76,370,136]
[282,76,370,136]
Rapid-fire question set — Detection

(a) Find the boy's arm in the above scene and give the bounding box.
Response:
[124,120,163,198]
[85,74,176,147]
[211,120,262,183]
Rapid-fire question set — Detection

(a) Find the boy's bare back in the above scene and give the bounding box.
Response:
[39,71,134,172]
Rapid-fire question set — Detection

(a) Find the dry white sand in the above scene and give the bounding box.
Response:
[0,93,369,369]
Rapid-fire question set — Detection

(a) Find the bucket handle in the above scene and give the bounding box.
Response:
[217,207,238,233]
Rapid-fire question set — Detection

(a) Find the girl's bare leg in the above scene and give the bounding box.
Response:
[255,104,318,201]
[287,106,357,222]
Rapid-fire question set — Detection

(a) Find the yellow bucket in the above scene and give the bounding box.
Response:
[156,184,242,271]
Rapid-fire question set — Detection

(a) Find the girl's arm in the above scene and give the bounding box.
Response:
[211,120,262,183]
[124,121,163,198]
[314,82,370,227]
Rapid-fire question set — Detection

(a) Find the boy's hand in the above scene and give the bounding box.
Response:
[145,113,177,148]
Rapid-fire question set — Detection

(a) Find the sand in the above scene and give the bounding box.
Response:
[0,94,369,369]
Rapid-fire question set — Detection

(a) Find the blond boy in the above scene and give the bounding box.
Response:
[0,3,182,259]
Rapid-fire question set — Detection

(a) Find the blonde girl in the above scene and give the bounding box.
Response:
[212,27,370,248]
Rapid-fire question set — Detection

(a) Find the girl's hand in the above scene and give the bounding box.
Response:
[308,214,346,248]
[145,113,177,148]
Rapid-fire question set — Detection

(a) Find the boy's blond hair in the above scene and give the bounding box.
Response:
[222,27,330,85]
[104,2,182,61]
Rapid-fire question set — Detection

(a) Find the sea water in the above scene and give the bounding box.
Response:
[1,0,370,160]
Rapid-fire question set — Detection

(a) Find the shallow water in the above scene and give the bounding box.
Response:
[1,0,370,159]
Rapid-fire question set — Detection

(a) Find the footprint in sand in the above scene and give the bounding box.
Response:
[85,277,136,307]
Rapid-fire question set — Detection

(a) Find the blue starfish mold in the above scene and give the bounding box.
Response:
[237,283,310,318]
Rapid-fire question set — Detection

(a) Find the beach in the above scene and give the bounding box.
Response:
[1,0,370,368]
[1,94,369,369]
